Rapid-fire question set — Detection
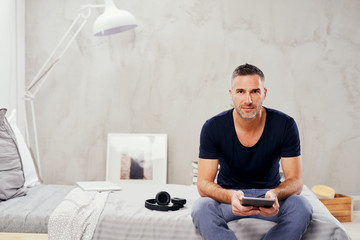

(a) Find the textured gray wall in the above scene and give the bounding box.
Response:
[26,0,360,195]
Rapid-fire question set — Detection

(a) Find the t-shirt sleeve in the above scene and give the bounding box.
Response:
[199,120,219,159]
[281,117,301,157]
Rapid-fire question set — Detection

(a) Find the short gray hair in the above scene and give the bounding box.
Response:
[232,63,265,81]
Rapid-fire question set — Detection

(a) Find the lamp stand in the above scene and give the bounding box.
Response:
[24,2,137,180]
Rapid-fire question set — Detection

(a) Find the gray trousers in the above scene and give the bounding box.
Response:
[191,189,313,240]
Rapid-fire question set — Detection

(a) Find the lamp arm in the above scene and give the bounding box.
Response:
[27,8,92,95]
[23,5,103,180]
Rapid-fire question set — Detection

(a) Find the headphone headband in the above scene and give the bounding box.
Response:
[145,199,182,211]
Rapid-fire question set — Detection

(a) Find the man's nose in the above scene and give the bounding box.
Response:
[244,93,252,103]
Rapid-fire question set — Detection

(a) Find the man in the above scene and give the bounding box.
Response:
[191,64,313,240]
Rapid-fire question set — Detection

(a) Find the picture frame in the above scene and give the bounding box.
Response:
[106,133,167,184]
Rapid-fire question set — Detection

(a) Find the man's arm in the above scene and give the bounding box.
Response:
[197,158,261,216]
[197,158,234,203]
[268,156,303,201]
[257,156,302,217]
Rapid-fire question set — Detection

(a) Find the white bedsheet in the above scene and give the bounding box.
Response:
[93,184,200,240]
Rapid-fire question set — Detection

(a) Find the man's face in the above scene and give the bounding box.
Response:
[229,74,267,119]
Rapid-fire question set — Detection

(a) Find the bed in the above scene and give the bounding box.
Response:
[0,183,351,240]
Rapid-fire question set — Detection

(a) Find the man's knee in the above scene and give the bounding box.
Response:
[282,195,313,221]
[191,197,219,225]
[191,197,238,240]
[191,197,217,216]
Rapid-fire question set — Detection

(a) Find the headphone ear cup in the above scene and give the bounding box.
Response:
[171,197,186,206]
[155,191,171,205]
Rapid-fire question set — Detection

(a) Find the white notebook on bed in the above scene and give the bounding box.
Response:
[76,181,122,192]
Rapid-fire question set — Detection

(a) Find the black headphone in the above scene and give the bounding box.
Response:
[145,191,186,211]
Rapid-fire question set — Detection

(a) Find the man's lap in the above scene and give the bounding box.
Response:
[191,189,312,224]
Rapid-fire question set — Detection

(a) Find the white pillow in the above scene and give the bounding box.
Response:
[8,110,40,187]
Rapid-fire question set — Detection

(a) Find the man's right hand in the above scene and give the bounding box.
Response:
[231,190,261,216]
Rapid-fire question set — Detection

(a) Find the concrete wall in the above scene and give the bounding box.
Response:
[25,0,360,195]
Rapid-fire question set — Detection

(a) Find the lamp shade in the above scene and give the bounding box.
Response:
[93,0,137,36]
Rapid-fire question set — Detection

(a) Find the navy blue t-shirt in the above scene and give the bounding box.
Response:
[199,107,300,189]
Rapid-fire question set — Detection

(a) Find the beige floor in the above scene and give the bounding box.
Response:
[342,211,360,240]
[0,233,47,240]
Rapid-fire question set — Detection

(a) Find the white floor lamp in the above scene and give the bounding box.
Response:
[24,0,137,180]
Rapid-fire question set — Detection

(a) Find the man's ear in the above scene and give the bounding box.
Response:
[263,88,267,99]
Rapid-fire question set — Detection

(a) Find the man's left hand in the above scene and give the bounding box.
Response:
[258,190,279,217]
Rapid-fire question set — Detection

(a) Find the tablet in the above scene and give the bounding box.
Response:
[241,197,275,208]
[76,181,122,192]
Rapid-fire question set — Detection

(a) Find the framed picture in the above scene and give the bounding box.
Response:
[106,133,167,184]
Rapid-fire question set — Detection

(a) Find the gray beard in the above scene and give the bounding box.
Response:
[238,108,261,119]
[239,111,257,119]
